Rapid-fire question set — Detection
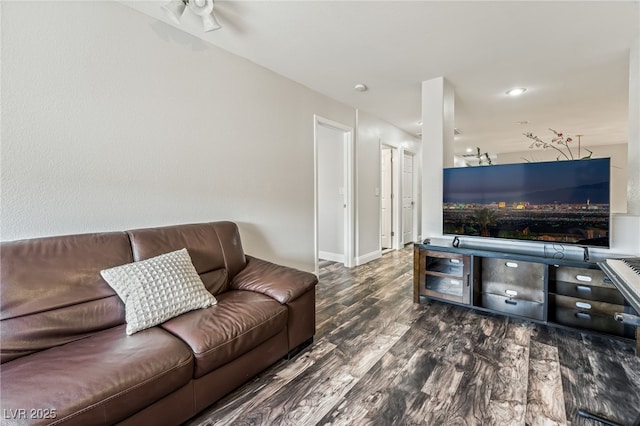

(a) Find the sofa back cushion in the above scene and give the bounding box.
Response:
[0,232,132,364]
[127,221,246,296]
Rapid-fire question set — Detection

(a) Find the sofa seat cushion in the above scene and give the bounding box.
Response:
[0,325,193,426]
[161,290,288,378]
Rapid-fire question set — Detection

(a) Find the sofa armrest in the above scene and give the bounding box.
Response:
[230,256,317,304]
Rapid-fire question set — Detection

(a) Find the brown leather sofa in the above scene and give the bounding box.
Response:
[1,221,317,425]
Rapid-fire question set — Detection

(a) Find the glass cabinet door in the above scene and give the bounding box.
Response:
[418,250,471,305]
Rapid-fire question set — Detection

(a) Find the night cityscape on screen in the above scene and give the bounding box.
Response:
[442,158,610,247]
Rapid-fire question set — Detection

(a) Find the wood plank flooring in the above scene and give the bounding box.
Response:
[186,248,640,426]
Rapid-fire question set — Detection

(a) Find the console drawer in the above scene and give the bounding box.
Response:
[483,282,544,303]
[549,280,625,305]
[550,307,624,336]
[481,258,545,303]
[549,294,624,317]
[482,293,544,320]
[482,258,545,287]
[550,266,612,288]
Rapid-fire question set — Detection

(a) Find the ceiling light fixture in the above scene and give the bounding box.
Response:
[162,0,221,32]
[506,87,527,97]
[354,83,368,92]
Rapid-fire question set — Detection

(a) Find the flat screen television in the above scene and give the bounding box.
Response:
[442,158,610,248]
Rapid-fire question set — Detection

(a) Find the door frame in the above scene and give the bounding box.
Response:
[379,144,419,251]
[402,150,418,244]
[380,142,402,251]
[314,115,355,274]
[380,144,394,251]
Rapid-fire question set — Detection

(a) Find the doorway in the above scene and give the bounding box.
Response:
[381,146,417,252]
[381,146,393,251]
[314,115,354,273]
[402,152,415,244]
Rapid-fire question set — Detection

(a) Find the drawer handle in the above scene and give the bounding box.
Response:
[575,302,592,310]
[576,285,592,292]
[506,262,518,268]
[575,312,591,320]
[505,299,518,306]
[576,275,592,283]
[450,259,461,264]
[505,289,518,297]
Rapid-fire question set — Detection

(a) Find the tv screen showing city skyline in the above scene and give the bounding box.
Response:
[442,158,610,248]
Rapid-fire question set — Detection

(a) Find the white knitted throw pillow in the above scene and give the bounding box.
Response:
[101,248,217,335]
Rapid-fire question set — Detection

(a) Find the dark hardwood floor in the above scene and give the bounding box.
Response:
[187,247,640,426]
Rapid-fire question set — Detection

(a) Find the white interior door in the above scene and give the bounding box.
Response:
[381,147,393,249]
[402,152,414,244]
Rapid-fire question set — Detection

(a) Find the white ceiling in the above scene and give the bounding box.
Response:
[123,0,639,155]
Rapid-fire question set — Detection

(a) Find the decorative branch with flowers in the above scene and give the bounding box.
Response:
[523,128,592,161]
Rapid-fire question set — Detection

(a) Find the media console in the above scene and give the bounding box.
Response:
[413,243,639,355]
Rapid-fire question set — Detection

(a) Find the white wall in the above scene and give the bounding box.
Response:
[1,1,356,272]
[421,77,455,239]
[629,33,640,217]
[622,31,640,255]
[497,143,628,214]
[356,110,421,263]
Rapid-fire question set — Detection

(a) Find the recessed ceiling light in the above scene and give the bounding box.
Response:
[417,120,423,126]
[354,83,368,92]
[466,148,473,153]
[506,87,527,97]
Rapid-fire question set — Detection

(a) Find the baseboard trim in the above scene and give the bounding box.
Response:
[319,251,345,263]
[355,250,381,266]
